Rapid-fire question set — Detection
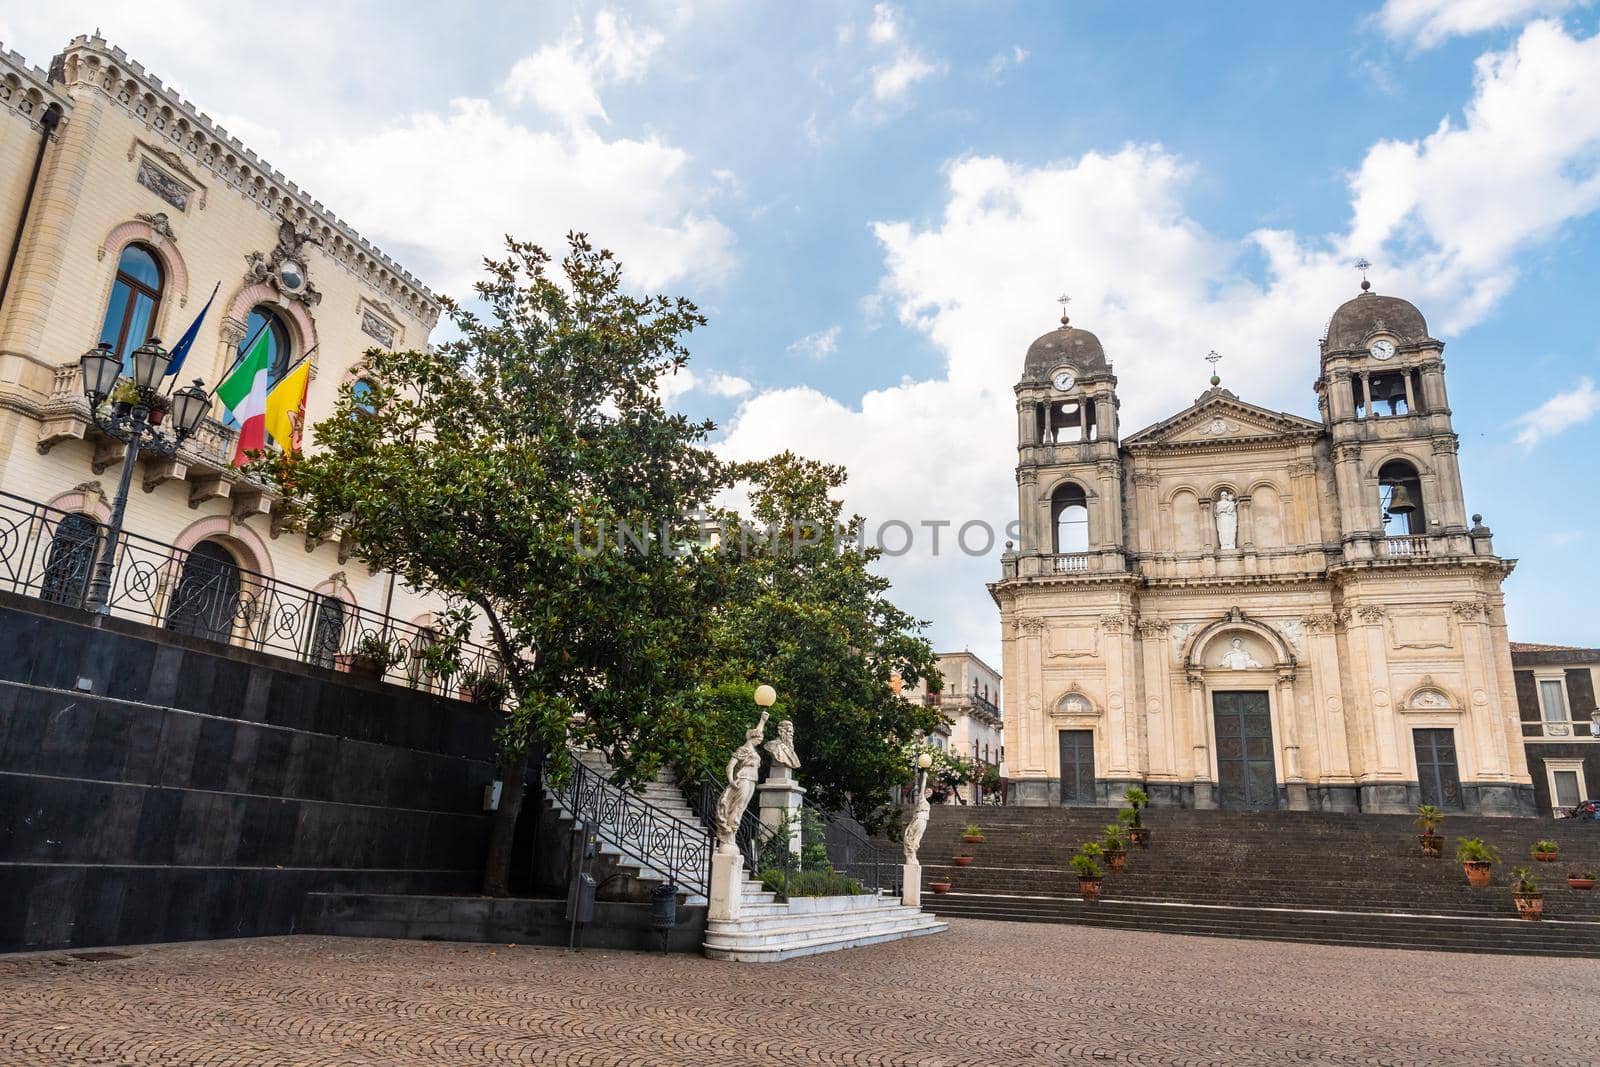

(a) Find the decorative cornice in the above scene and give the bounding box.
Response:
[55,34,439,327]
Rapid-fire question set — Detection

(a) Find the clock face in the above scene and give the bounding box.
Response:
[1052,369,1077,391]
[1369,339,1396,361]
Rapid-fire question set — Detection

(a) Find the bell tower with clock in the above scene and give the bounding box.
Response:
[1010,300,1125,575]
[1315,275,1471,557]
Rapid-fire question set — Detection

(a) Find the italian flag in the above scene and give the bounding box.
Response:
[219,329,270,466]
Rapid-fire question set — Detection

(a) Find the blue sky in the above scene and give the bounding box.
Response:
[7,1,1600,665]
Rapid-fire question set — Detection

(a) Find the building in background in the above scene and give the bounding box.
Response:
[0,35,475,685]
[1512,642,1599,813]
[990,283,1531,814]
[901,650,1005,796]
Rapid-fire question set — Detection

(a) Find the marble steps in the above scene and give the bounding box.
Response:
[704,894,947,963]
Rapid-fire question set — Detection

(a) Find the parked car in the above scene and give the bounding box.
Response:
[1562,799,1599,821]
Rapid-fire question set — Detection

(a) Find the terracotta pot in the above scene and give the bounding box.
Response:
[1106,851,1126,873]
[1128,827,1150,848]
[952,855,974,867]
[334,653,384,680]
[929,881,951,894]
[1463,861,1492,887]
[1568,877,1595,891]
[962,834,985,844]
[1534,851,1559,863]
[146,407,166,425]
[457,688,476,703]
[1513,893,1544,921]
[1078,877,1102,902]
[1418,833,1443,858]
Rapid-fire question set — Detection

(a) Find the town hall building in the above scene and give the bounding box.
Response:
[990,282,1534,815]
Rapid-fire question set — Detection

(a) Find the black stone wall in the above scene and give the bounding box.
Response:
[0,595,500,952]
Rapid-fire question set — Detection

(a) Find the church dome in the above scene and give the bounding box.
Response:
[1022,320,1110,383]
[1324,286,1432,353]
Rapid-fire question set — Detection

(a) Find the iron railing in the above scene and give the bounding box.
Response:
[550,757,711,898]
[0,489,497,692]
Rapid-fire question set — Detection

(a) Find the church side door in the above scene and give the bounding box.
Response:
[1212,691,1278,810]
[1413,729,1463,810]
[1058,730,1096,804]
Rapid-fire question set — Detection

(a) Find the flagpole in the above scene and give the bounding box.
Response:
[160,281,221,397]
[204,319,274,406]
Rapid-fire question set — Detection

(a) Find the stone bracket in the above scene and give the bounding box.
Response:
[188,474,230,509]
[142,459,188,493]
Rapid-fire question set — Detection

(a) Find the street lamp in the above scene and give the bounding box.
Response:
[754,683,777,708]
[915,751,932,800]
[78,338,212,615]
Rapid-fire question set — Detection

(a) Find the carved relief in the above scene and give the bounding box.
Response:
[1217,638,1263,670]
[136,158,191,211]
[360,309,397,347]
[1355,605,1387,623]
[1450,600,1488,619]
[1300,611,1348,633]
[1053,688,1095,718]
[1136,618,1170,637]
[244,213,325,307]
[1276,619,1304,654]
[1018,618,1046,635]
[1098,613,1130,634]
[134,211,176,240]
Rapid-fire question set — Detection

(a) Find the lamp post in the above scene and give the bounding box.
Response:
[754,683,777,709]
[78,339,211,616]
[916,750,932,800]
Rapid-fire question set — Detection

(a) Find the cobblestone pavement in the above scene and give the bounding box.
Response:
[1,919,1596,1066]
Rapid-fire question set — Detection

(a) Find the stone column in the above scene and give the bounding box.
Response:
[1238,495,1255,550]
[1188,669,1214,808]
[1017,469,1039,554]
[1403,370,1417,413]
[1137,620,1173,782]
[757,765,806,858]
[1454,600,1509,780]
[1102,614,1131,778]
[1277,668,1308,810]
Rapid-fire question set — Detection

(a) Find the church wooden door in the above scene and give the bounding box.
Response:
[1212,691,1278,810]
[1413,728,1463,810]
[1058,730,1096,804]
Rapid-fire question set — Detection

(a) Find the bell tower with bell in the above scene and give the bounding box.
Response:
[1315,263,1473,559]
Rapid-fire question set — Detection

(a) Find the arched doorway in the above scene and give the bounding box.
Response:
[307,594,346,668]
[166,541,242,643]
[39,513,100,607]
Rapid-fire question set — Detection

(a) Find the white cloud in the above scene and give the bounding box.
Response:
[872,53,938,103]
[985,45,1030,81]
[788,326,841,361]
[501,9,664,126]
[867,3,900,45]
[658,367,752,404]
[1514,378,1600,449]
[849,3,945,116]
[1377,0,1588,48]
[718,20,1600,659]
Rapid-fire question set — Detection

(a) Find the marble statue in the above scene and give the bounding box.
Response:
[713,711,768,849]
[763,719,801,769]
[1218,637,1263,671]
[902,778,931,862]
[1215,490,1238,551]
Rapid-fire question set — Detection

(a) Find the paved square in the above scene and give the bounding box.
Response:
[1,919,1595,1065]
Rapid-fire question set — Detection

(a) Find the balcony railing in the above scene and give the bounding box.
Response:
[0,489,496,693]
[1381,536,1430,558]
[40,364,240,470]
[1052,552,1090,574]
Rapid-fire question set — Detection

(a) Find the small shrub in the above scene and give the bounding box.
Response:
[962,823,984,839]
[1414,804,1445,834]
[1070,850,1101,879]
[1455,837,1500,865]
[1510,867,1540,895]
[1531,839,1561,857]
[1101,824,1126,853]
[762,868,863,897]
[1568,863,1594,880]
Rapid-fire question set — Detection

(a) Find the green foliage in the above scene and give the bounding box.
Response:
[1101,824,1126,854]
[1115,807,1137,827]
[351,632,403,668]
[1123,786,1149,807]
[980,764,1003,795]
[962,823,984,839]
[760,867,863,897]
[906,741,977,789]
[1510,867,1540,895]
[1531,839,1560,856]
[1455,837,1500,865]
[1070,846,1102,879]
[1414,804,1445,833]
[706,452,943,828]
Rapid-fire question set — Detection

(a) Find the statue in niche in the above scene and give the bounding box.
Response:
[763,719,802,770]
[713,711,769,850]
[1215,490,1238,551]
[1218,637,1263,670]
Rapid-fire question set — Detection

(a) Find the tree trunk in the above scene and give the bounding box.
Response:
[482,748,530,897]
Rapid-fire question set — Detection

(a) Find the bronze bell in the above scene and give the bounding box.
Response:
[1386,484,1418,515]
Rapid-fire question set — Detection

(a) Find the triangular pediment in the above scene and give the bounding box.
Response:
[1124,388,1323,449]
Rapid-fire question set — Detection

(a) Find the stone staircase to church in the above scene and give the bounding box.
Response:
[918,806,1600,957]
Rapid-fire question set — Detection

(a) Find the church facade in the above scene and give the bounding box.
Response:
[990,284,1534,815]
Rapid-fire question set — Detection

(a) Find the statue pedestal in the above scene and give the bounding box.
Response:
[757,765,806,858]
[902,860,921,907]
[708,846,745,922]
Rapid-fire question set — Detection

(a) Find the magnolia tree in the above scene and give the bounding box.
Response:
[259,236,727,895]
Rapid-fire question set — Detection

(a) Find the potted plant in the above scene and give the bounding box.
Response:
[1414,804,1445,858]
[108,378,140,418]
[952,850,974,867]
[962,823,985,844]
[1101,824,1128,873]
[1510,867,1543,921]
[1568,864,1595,891]
[336,632,401,680]
[456,668,506,705]
[1071,844,1104,902]
[980,765,1003,801]
[142,389,172,425]
[928,878,952,894]
[1531,839,1561,863]
[1455,837,1500,887]
[1124,787,1151,847]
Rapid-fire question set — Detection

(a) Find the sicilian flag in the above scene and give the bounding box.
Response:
[218,329,270,465]
[264,353,312,455]
[165,282,219,379]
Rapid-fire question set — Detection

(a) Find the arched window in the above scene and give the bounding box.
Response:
[166,540,242,643]
[1051,483,1090,554]
[351,377,377,416]
[39,513,100,607]
[1378,460,1426,535]
[240,306,294,388]
[97,244,163,367]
